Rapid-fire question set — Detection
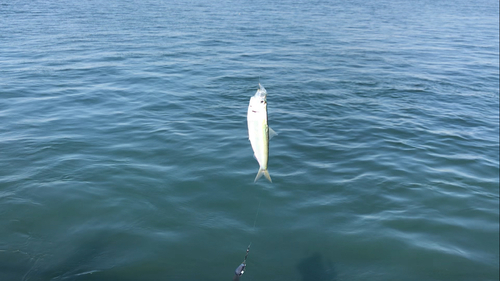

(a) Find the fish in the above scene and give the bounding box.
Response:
[247,83,277,182]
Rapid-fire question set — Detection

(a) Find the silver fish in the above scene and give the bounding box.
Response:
[247,84,277,182]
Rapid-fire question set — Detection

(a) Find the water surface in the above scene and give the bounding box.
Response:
[0,0,499,280]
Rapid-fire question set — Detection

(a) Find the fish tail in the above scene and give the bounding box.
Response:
[254,168,272,183]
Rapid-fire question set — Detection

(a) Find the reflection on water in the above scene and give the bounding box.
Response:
[297,253,336,281]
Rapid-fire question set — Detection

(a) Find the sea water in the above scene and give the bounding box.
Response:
[0,0,498,280]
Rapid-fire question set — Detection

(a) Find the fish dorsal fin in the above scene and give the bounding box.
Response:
[269,127,277,140]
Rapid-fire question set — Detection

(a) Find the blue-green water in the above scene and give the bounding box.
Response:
[1,0,499,280]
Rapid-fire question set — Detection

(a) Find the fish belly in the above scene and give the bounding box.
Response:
[249,120,269,170]
[247,108,269,170]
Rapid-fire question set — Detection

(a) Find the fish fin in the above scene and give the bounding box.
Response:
[254,169,264,182]
[263,169,272,183]
[269,127,278,140]
[254,168,272,183]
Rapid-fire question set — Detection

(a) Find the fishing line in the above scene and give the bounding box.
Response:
[233,195,262,279]
[252,198,262,231]
[258,59,261,85]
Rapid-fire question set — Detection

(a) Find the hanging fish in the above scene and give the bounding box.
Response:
[247,84,277,183]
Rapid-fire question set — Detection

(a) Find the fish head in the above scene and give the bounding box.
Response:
[249,94,267,112]
[255,83,267,99]
[249,84,268,110]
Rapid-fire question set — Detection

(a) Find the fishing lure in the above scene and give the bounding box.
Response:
[233,244,251,280]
